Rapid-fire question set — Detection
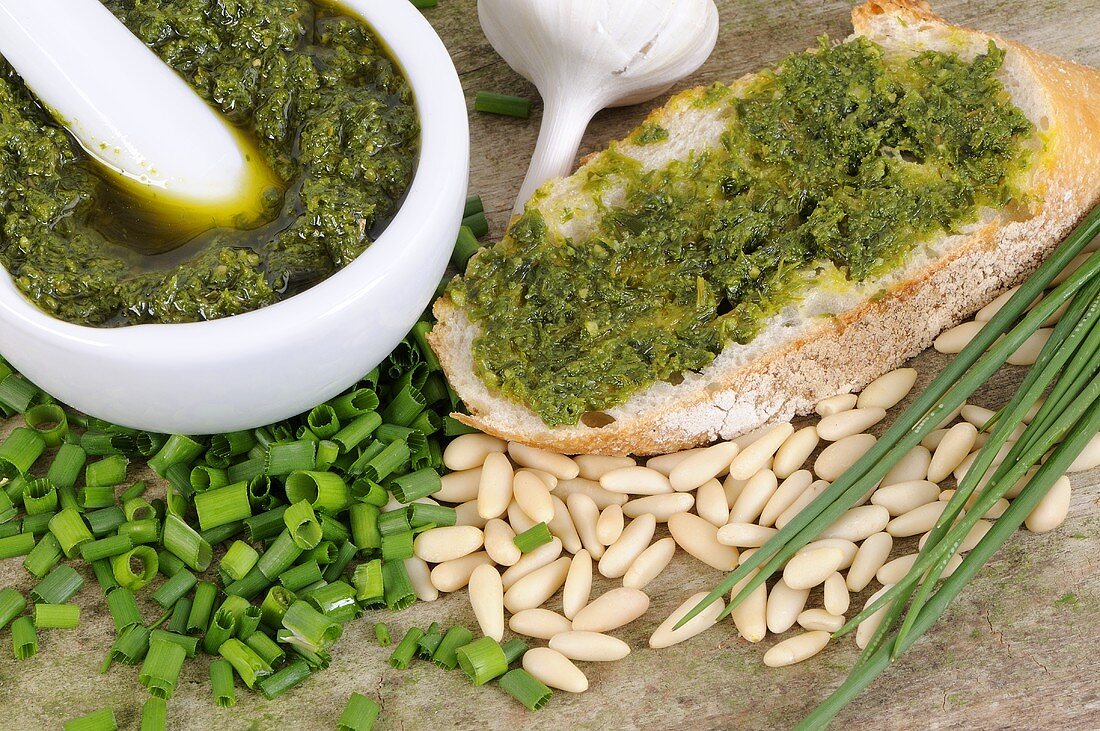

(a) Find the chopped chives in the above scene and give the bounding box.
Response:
[350,478,389,507]
[237,605,262,640]
[23,532,63,578]
[194,482,252,531]
[380,385,426,429]
[190,465,229,492]
[389,468,441,503]
[123,497,156,522]
[79,485,117,510]
[86,507,128,537]
[203,608,237,655]
[49,507,94,558]
[258,530,304,580]
[307,405,341,439]
[283,500,323,550]
[85,454,129,487]
[139,636,187,698]
[462,210,489,238]
[107,587,142,631]
[501,637,528,665]
[245,631,285,666]
[474,91,532,119]
[382,559,417,611]
[389,627,424,669]
[187,581,217,635]
[23,403,68,446]
[227,456,266,484]
[157,548,188,578]
[247,475,274,508]
[167,599,193,635]
[117,518,160,545]
[305,581,361,623]
[34,602,80,629]
[315,440,339,471]
[417,625,444,659]
[408,502,456,529]
[0,520,18,538]
[202,520,245,547]
[452,225,481,270]
[92,559,120,593]
[285,470,349,514]
[330,389,380,420]
[221,540,260,581]
[12,615,37,659]
[282,600,342,651]
[352,559,384,605]
[259,586,296,629]
[209,430,256,463]
[514,522,553,553]
[0,531,35,558]
[499,668,553,710]
[109,624,150,666]
[0,587,27,630]
[162,514,213,571]
[462,194,484,219]
[80,534,135,563]
[323,541,358,583]
[120,480,148,502]
[349,503,382,551]
[0,478,21,515]
[258,659,311,699]
[265,440,316,476]
[444,415,480,436]
[332,412,383,454]
[151,568,197,608]
[338,692,381,731]
[433,626,474,670]
[378,509,411,537]
[62,708,116,731]
[219,637,273,688]
[305,540,338,564]
[147,434,204,477]
[211,658,237,707]
[23,477,58,515]
[374,622,391,647]
[32,564,84,603]
[245,505,289,542]
[457,636,509,685]
[150,629,199,658]
[289,643,331,669]
[21,509,55,536]
[381,530,415,561]
[280,560,324,592]
[140,697,167,731]
[410,0,438,9]
[218,594,252,625]
[0,373,38,414]
[0,427,46,478]
[113,546,159,590]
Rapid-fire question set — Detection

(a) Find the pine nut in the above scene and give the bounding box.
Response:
[596,504,625,546]
[921,429,950,451]
[404,556,439,602]
[574,454,636,481]
[856,584,893,649]
[623,537,677,590]
[798,609,843,632]
[919,519,990,552]
[881,445,931,486]
[775,480,828,530]
[816,393,857,417]
[954,442,1013,483]
[773,428,820,479]
[478,452,514,520]
[562,549,592,619]
[523,648,588,693]
[975,286,1019,321]
[759,470,813,527]
[500,538,563,590]
[871,480,940,516]
[823,572,849,615]
[767,579,810,633]
[694,479,729,527]
[430,552,493,593]
[512,469,555,524]
[764,630,830,668]
[508,608,573,640]
[443,433,507,471]
[717,523,777,547]
[522,468,559,490]
[668,512,739,570]
[508,442,579,480]
[730,567,768,643]
[567,493,604,559]
[1004,467,1038,499]
[437,467,483,503]
[733,424,779,450]
[887,501,948,537]
[483,518,521,567]
[934,320,984,354]
[454,500,488,528]
[982,497,1010,520]
[814,434,877,482]
[547,496,582,554]
[845,533,890,592]
[549,631,631,662]
[820,505,889,542]
[650,591,725,649]
[572,588,650,632]
[783,547,844,590]
[508,499,538,534]
[799,539,858,569]
[1026,475,1071,533]
[646,448,706,476]
[469,564,504,641]
[552,477,627,509]
[623,493,695,522]
[598,514,656,579]
[503,556,572,613]
[1067,433,1100,473]
[817,407,886,442]
[670,441,739,491]
[729,424,795,479]
[857,368,918,410]
[876,553,917,585]
[729,469,779,524]
[723,474,748,505]
[600,466,673,495]
[413,525,484,563]
[960,404,996,430]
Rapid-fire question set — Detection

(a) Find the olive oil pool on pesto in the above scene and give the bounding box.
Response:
[0,0,419,327]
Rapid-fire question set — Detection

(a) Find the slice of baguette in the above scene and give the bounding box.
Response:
[431,0,1100,456]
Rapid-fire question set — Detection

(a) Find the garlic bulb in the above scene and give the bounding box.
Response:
[478,0,719,214]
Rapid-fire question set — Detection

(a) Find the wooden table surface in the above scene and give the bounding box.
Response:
[2,1,1100,729]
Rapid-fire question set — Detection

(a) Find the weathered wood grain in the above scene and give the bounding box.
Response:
[0,1,1098,729]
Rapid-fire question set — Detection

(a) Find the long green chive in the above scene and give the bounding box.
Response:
[23,477,58,515]
[381,530,414,561]
[23,532,63,579]
[162,514,212,571]
[0,587,27,630]
[147,434,204,477]
[332,412,383,453]
[80,534,134,562]
[32,564,84,603]
[258,659,312,699]
[265,441,316,476]
[474,91,532,118]
[349,503,382,551]
[140,636,187,698]
[85,454,128,487]
[151,568,197,608]
[219,637,272,688]
[285,470,349,514]
[282,600,342,651]
[62,708,116,731]
[306,581,362,622]
[389,468,441,503]
[211,658,237,707]
[389,626,424,669]
[0,531,35,558]
[150,629,199,658]
[23,403,68,446]
[112,546,158,590]
[499,668,552,710]
[452,225,481,269]
[280,561,324,592]
[34,602,80,629]
[433,626,475,670]
[107,587,142,631]
[118,518,160,545]
[352,559,384,605]
[11,615,37,659]
[0,427,45,478]
[193,482,252,531]
[49,508,94,558]
[457,636,509,685]
[140,697,167,731]
[513,522,553,553]
[338,692,381,731]
[407,502,457,529]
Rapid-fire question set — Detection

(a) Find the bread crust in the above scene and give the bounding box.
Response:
[430,0,1100,456]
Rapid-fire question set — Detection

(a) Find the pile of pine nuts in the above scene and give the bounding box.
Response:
[399,368,1100,693]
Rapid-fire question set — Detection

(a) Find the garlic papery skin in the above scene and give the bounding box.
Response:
[478,0,719,215]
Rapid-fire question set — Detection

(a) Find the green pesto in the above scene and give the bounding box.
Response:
[451,38,1034,427]
[632,122,670,146]
[0,0,418,326]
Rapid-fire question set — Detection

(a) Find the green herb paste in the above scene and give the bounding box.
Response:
[0,0,418,326]
[451,38,1034,427]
